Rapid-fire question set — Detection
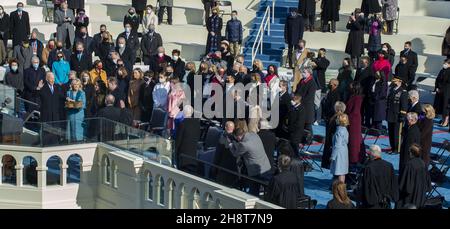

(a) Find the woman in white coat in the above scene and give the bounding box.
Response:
[142,5,158,33]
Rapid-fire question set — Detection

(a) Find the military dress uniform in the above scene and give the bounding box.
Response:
[386,79,408,154]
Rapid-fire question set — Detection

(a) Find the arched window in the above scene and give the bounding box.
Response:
[146,172,153,201]
[67,154,82,183]
[46,156,62,186]
[191,188,201,209]
[158,176,165,206]
[103,156,111,185]
[2,155,17,185]
[168,180,176,209]
[179,184,187,209]
[23,156,38,186]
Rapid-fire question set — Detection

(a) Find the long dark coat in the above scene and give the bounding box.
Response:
[296,77,317,124]
[299,0,316,16]
[9,10,30,48]
[345,17,365,57]
[67,0,85,9]
[265,170,302,209]
[132,0,148,11]
[288,104,306,145]
[346,95,364,164]
[141,32,163,65]
[23,67,46,111]
[175,118,201,174]
[368,79,387,122]
[38,83,66,122]
[399,123,421,175]
[206,15,223,54]
[398,157,431,209]
[361,0,382,15]
[314,57,330,91]
[284,14,304,45]
[433,68,450,115]
[419,118,433,167]
[321,0,340,22]
[443,26,450,57]
[212,134,239,187]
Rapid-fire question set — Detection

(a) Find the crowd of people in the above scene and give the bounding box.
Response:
[0,0,448,209]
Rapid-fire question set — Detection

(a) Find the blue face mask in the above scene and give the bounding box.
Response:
[33,63,39,69]
[17,7,23,12]
[11,66,18,72]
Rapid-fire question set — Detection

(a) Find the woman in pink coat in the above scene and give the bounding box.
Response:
[346,82,364,164]
[372,51,392,81]
[168,77,186,131]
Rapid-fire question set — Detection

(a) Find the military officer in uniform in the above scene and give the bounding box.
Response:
[386,76,408,154]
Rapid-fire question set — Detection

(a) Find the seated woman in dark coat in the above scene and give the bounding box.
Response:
[265,154,302,209]
[327,180,355,209]
[398,144,432,209]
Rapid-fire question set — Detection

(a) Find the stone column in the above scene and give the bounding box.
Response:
[36,166,48,188]
[61,164,68,186]
[15,164,24,187]
[0,162,2,185]
[80,162,93,184]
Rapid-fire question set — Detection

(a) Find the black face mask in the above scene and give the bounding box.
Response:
[56,46,63,50]
[327,84,332,89]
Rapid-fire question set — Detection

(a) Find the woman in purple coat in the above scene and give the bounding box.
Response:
[346,82,364,164]
[366,71,387,129]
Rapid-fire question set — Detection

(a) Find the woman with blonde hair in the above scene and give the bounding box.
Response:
[330,113,349,183]
[327,180,354,209]
[322,101,346,169]
[128,68,144,120]
[66,78,86,141]
[250,59,265,80]
[420,104,435,167]
[142,5,158,33]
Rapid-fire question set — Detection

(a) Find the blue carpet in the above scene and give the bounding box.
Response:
[304,120,450,209]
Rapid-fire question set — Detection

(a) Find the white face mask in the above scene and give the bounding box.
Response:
[444,63,449,69]
[291,100,296,106]
[118,43,125,48]
[158,53,164,57]
[147,9,152,14]
[382,47,388,52]
[173,55,179,61]
[159,78,166,83]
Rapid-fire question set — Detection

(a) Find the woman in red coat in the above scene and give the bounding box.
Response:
[372,51,392,81]
[346,82,364,164]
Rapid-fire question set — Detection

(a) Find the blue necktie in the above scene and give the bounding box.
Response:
[78,53,82,61]
[50,85,54,94]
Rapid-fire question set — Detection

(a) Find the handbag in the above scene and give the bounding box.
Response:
[65,91,83,109]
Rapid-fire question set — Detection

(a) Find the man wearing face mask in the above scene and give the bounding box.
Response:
[48,40,72,71]
[139,71,156,122]
[345,8,365,68]
[141,24,163,65]
[292,39,310,92]
[225,10,243,57]
[10,2,30,48]
[284,8,304,69]
[394,55,410,88]
[158,0,174,25]
[295,63,317,136]
[313,48,330,93]
[0,6,10,54]
[220,41,234,72]
[206,7,222,55]
[70,42,91,74]
[93,24,107,57]
[399,41,418,89]
[73,26,94,56]
[12,39,33,73]
[24,56,45,113]
[386,76,408,154]
[150,46,171,73]
[170,49,186,79]
[117,23,140,54]
[29,31,44,60]
[287,94,306,155]
[104,51,121,77]
[115,37,134,74]
[55,1,76,49]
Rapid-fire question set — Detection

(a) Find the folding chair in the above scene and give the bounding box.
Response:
[298,130,314,172]
[427,141,450,198]
[430,140,449,165]
[302,134,325,172]
[197,125,223,178]
[297,195,317,209]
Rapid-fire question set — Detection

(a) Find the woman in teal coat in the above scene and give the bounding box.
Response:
[52,51,70,85]
[66,78,86,141]
[330,113,350,183]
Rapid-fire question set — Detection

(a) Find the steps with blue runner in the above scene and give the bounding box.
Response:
[242,0,299,68]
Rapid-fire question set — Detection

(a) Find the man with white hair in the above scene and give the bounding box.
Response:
[399,112,421,175]
[150,46,172,73]
[407,90,422,115]
[354,144,399,209]
[175,105,201,174]
[23,56,45,112]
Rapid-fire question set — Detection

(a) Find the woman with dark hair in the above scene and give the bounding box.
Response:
[0,5,10,54]
[124,7,140,34]
[366,71,387,129]
[4,59,24,95]
[372,51,392,81]
[434,59,450,127]
[265,64,279,90]
[346,82,364,164]
[116,66,130,104]
[80,71,95,117]
[128,68,144,121]
[327,180,354,209]
[367,13,383,60]
[337,58,354,102]
[92,79,107,115]
[382,43,396,66]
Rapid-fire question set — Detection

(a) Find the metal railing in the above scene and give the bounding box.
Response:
[251,0,275,64]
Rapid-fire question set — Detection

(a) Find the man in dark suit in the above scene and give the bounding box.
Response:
[284,8,304,68]
[175,105,201,174]
[70,42,92,74]
[139,73,156,122]
[321,79,341,122]
[169,49,186,79]
[29,31,44,61]
[141,24,163,65]
[23,57,46,113]
[97,94,122,141]
[211,121,239,187]
[386,76,408,154]
[73,26,94,56]
[257,120,277,173]
[36,71,65,122]
[355,56,373,93]
[399,41,418,89]
[399,112,421,176]
[116,23,140,53]
[288,94,306,154]
[394,55,411,87]
[276,80,291,139]
[115,37,135,74]
[10,2,30,48]
[407,90,422,115]
[92,24,107,57]
[150,46,172,73]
